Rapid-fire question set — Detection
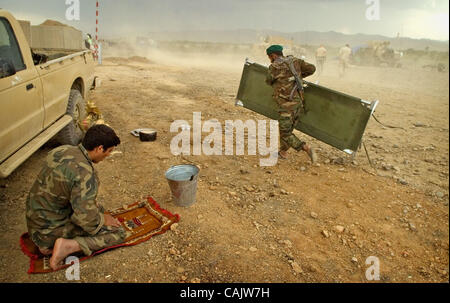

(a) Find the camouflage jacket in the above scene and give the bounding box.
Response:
[266,55,316,107]
[26,144,105,237]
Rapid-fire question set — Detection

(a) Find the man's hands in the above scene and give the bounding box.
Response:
[104,213,121,227]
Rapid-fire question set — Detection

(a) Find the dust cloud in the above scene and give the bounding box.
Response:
[101,37,249,73]
[100,35,449,100]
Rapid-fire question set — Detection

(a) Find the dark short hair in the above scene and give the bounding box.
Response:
[82,124,120,151]
[272,51,283,56]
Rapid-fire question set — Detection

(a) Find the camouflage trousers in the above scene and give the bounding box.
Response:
[276,99,306,152]
[30,223,126,256]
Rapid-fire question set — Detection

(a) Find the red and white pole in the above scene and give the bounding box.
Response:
[95,1,99,59]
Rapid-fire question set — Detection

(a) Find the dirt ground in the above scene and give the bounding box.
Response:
[0,48,448,283]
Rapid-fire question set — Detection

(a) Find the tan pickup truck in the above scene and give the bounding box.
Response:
[0,10,96,178]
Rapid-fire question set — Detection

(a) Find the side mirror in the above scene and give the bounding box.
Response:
[0,58,16,79]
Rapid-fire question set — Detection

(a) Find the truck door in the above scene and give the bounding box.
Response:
[0,16,44,163]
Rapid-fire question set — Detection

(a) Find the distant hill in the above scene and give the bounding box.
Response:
[147,29,449,52]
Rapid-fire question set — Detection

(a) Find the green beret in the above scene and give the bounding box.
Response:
[266,44,283,55]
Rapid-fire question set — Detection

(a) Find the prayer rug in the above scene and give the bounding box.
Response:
[20,197,180,274]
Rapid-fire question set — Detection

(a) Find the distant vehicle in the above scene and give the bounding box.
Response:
[0,10,97,178]
[422,63,447,73]
[351,41,403,68]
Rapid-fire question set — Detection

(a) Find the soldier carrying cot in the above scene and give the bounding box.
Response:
[265,44,318,163]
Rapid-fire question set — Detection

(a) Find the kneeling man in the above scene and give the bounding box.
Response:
[26,124,126,270]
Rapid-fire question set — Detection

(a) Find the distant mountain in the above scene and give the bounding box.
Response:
[146,29,449,51]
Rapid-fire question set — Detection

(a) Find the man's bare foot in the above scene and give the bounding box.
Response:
[50,238,81,270]
[39,247,53,256]
[278,150,288,159]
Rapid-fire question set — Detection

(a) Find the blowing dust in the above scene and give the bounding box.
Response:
[102,39,248,73]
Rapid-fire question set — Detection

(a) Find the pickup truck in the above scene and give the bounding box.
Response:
[0,10,97,178]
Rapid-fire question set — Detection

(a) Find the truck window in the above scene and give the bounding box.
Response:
[0,17,26,77]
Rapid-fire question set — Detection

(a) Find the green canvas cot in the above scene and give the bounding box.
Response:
[235,59,378,154]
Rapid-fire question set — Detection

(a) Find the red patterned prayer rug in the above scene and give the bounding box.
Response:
[20,197,180,274]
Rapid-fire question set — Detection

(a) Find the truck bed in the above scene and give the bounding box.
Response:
[32,48,87,62]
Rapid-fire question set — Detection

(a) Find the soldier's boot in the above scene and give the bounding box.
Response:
[279,136,290,160]
[302,144,318,164]
[278,150,288,159]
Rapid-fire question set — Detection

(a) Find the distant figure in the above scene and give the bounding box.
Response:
[315,45,327,76]
[85,33,94,50]
[85,33,99,60]
[339,44,352,77]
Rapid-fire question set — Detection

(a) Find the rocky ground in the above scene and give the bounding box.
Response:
[0,50,448,283]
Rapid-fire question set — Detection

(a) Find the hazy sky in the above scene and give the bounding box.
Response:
[1,0,448,40]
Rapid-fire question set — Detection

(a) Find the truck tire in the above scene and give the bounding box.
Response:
[56,89,87,145]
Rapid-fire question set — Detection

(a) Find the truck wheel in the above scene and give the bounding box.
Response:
[56,89,87,145]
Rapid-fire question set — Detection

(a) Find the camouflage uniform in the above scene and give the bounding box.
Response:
[26,144,126,256]
[266,55,316,152]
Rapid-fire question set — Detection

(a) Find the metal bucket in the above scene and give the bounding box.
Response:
[165,165,200,207]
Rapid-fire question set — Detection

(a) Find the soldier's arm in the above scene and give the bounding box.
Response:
[69,171,104,235]
[299,60,316,78]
